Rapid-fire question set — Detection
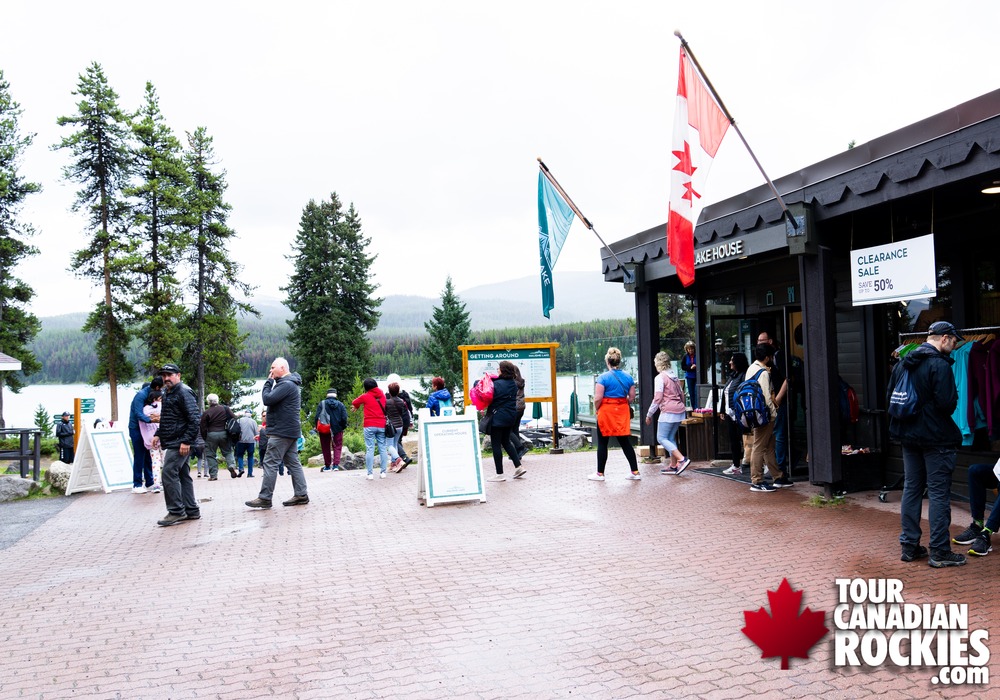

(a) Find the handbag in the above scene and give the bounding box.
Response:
[479,410,493,433]
[378,398,396,438]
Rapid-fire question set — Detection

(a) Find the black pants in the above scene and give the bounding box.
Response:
[59,445,74,463]
[490,425,521,474]
[597,432,638,474]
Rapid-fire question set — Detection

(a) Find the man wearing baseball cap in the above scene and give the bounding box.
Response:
[888,320,965,567]
[151,363,202,527]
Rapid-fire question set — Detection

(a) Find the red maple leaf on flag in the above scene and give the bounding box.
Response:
[741,579,828,670]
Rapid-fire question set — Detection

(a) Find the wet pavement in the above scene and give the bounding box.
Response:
[1,451,996,698]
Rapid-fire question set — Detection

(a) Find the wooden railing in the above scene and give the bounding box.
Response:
[0,429,42,482]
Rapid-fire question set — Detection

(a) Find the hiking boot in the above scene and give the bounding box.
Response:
[245,498,272,509]
[157,513,187,527]
[900,544,928,562]
[929,549,967,568]
[953,522,983,545]
[968,532,992,557]
[282,495,309,506]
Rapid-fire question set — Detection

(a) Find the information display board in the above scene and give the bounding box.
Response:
[465,346,554,399]
[416,408,486,507]
[66,423,134,495]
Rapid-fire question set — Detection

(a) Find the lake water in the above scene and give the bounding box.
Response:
[2,376,582,428]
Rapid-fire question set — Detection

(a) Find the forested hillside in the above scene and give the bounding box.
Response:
[28,314,635,382]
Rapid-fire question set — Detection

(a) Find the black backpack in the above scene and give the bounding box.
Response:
[225,410,242,442]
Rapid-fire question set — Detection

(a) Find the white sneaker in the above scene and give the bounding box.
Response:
[513,468,526,479]
[487,475,506,482]
[625,473,642,480]
[722,465,743,476]
[380,472,387,479]
[587,474,605,482]
[132,486,147,494]
[149,485,162,493]
[366,474,374,480]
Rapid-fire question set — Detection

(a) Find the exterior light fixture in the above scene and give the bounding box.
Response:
[981,180,1000,195]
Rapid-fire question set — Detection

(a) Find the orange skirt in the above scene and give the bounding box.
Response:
[597,397,631,437]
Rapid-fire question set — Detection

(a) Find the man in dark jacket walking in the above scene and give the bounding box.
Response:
[152,363,202,527]
[888,321,965,568]
[246,357,309,508]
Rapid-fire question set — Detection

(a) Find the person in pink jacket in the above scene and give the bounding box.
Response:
[644,351,691,475]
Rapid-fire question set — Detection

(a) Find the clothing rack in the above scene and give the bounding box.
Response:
[898,325,1000,345]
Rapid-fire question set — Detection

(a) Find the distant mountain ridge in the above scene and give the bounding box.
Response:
[38,271,632,334]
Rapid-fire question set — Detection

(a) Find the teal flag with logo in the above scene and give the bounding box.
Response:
[538,171,575,318]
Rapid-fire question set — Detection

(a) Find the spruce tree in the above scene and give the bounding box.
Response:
[54,62,136,421]
[418,276,471,408]
[284,193,381,392]
[180,126,255,408]
[127,82,191,373]
[0,69,42,428]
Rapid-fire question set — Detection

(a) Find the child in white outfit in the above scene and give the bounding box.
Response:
[139,391,163,493]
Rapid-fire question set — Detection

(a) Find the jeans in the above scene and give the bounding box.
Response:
[966,463,1000,532]
[363,427,389,474]
[235,442,255,475]
[257,435,307,501]
[900,444,956,552]
[161,447,199,517]
[204,430,236,477]
[130,425,153,488]
[656,420,681,454]
[773,403,788,470]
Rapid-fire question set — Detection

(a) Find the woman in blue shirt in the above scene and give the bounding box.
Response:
[589,346,640,482]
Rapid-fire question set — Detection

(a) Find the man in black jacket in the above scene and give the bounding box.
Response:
[56,412,75,463]
[246,357,309,508]
[152,363,202,527]
[888,321,965,567]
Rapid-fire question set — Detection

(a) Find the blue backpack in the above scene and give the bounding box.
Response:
[888,365,919,420]
[733,368,770,432]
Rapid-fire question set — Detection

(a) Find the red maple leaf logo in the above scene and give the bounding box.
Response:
[742,579,828,670]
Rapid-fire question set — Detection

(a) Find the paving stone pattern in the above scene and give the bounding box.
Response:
[1,453,996,698]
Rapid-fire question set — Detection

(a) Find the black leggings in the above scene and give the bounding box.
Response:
[490,426,521,474]
[597,432,638,474]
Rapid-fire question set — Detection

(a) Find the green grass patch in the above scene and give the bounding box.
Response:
[805,493,847,508]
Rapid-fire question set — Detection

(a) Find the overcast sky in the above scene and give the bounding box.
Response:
[3,1,998,318]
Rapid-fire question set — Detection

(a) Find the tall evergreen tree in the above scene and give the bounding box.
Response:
[127,82,191,373]
[0,69,42,428]
[284,193,381,392]
[417,276,471,408]
[180,126,255,408]
[54,62,137,420]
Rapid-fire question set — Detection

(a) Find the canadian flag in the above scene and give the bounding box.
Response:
[667,47,730,287]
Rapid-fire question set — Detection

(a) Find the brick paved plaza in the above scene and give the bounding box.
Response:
[2,451,996,699]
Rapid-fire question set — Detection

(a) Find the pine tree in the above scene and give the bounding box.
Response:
[284,193,381,392]
[180,126,256,408]
[417,276,471,408]
[0,69,42,428]
[33,403,53,439]
[127,82,191,373]
[54,62,137,421]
